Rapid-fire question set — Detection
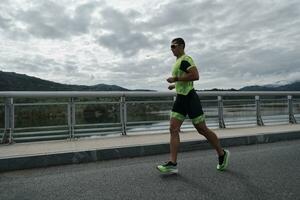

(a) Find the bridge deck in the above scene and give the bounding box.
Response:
[0,124,300,172]
[1,124,300,159]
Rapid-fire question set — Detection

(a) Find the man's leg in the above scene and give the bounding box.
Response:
[169,117,184,163]
[194,121,230,171]
[193,122,224,156]
[156,117,183,173]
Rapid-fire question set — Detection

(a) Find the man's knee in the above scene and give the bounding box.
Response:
[194,123,209,135]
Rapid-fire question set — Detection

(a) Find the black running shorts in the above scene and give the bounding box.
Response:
[171,89,205,124]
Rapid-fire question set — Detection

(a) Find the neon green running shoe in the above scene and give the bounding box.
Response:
[217,149,230,171]
[156,161,178,174]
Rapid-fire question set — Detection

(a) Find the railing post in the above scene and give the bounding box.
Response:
[120,96,127,135]
[288,95,297,124]
[255,96,264,126]
[2,97,14,144]
[218,96,226,128]
[68,97,75,139]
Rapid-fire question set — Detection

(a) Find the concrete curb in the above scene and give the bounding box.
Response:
[1,131,300,172]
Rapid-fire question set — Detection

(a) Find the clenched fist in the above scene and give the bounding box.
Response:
[166,77,178,83]
[168,85,175,90]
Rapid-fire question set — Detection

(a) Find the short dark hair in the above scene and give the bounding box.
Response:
[172,38,185,49]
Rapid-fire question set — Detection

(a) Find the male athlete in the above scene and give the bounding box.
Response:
[157,38,230,174]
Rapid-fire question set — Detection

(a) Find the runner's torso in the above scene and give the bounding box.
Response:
[172,54,196,95]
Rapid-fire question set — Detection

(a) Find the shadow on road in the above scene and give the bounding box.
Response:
[157,169,274,199]
[158,173,222,199]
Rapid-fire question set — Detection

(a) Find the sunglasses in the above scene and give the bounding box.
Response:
[171,44,179,49]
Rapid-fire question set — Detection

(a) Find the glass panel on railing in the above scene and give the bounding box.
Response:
[125,96,173,134]
[74,100,121,137]
[75,103,120,124]
[223,96,257,128]
[293,96,300,122]
[260,96,288,125]
[0,104,4,129]
[127,102,172,122]
[14,104,68,128]
[200,96,219,129]
[13,100,69,142]
[0,104,4,139]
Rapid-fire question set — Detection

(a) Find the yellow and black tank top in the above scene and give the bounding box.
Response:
[171,54,196,95]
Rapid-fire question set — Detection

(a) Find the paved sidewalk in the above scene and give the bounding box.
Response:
[0,124,300,172]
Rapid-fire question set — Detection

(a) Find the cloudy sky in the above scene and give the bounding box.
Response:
[0,0,300,90]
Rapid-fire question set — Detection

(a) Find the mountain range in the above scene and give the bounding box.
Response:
[0,71,299,91]
[0,71,129,91]
[239,82,300,91]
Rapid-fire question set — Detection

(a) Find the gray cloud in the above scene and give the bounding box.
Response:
[3,55,59,74]
[97,7,153,57]
[1,0,300,90]
[1,1,100,40]
[0,15,11,29]
[96,57,171,90]
[98,32,151,57]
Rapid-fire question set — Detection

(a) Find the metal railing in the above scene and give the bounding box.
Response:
[0,91,299,144]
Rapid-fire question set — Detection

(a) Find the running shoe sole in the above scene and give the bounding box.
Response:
[156,165,178,174]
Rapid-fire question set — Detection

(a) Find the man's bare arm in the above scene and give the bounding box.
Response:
[166,67,199,83]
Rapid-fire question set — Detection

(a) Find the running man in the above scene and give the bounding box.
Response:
[157,38,229,174]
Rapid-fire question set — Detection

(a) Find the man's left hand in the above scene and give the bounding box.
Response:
[167,77,177,83]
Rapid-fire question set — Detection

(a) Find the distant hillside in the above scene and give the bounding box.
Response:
[0,71,129,91]
[1,70,299,91]
[239,81,300,91]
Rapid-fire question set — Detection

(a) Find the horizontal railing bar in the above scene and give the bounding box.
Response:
[127,120,169,125]
[127,123,170,127]
[128,128,169,133]
[262,121,288,125]
[1,91,300,98]
[224,121,257,125]
[261,99,288,101]
[75,101,119,105]
[13,135,69,141]
[127,127,169,132]
[261,103,288,106]
[224,117,257,122]
[14,102,68,106]
[127,123,196,132]
[75,127,122,133]
[74,131,121,137]
[14,125,68,130]
[126,100,173,104]
[14,130,69,136]
[223,99,254,102]
[127,126,169,130]
[223,104,256,107]
[223,109,256,111]
[9,101,287,107]
[201,100,218,103]
[261,116,287,120]
[261,118,288,121]
[75,123,121,127]
[128,123,170,128]
[0,91,174,98]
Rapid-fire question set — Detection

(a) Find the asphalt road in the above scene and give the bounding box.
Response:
[0,140,299,200]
